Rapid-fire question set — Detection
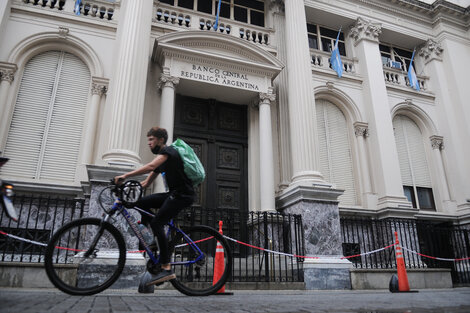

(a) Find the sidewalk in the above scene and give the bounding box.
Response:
[1,287,470,313]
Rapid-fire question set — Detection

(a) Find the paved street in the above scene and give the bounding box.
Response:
[0,287,470,313]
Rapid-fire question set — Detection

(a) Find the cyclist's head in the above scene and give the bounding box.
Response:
[147,127,168,154]
[147,127,168,144]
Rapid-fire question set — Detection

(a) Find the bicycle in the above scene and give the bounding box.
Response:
[44,180,232,296]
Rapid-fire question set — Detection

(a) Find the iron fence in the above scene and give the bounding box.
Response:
[0,194,85,262]
[340,217,470,285]
[1,196,304,283]
[174,207,304,283]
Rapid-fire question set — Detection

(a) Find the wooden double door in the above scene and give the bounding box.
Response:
[173,95,248,213]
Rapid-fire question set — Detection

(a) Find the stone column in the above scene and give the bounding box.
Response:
[157,74,179,143]
[102,0,153,165]
[82,77,108,164]
[354,122,374,207]
[420,39,469,214]
[283,0,323,186]
[430,136,452,209]
[259,91,276,211]
[277,0,350,290]
[349,17,410,212]
[0,63,17,150]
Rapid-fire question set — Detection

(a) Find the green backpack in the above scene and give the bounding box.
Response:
[171,138,206,186]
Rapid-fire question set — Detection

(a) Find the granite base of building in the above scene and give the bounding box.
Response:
[303,257,352,290]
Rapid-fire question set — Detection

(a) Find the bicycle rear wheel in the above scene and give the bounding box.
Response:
[169,225,232,296]
[44,218,126,295]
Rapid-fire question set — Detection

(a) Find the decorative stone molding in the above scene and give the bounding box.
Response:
[91,83,107,96]
[0,63,17,83]
[354,122,369,138]
[157,74,180,90]
[349,17,382,45]
[326,81,335,91]
[259,92,276,104]
[269,0,284,13]
[419,39,444,63]
[58,26,69,38]
[430,135,444,150]
[91,77,109,96]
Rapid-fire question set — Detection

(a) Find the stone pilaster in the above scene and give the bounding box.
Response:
[82,77,109,164]
[259,91,276,211]
[102,0,153,166]
[158,73,180,143]
[421,38,470,211]
[350,17,410,213]
[354,122,373,206]
[0,62,18,150]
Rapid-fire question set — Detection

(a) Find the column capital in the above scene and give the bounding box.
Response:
[349,17,382,46]
[0,62,18,83]
[158,74,180,90]
[419,39,444,64]
[91,77,109,96]
[259,92,276,104]
[269,0,284,13]
[430,135,444,150]
[353,122,369,138]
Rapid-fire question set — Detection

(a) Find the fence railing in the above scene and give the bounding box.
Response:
[0,194,85,263]
[340,217,470,285]
[174,208,304,283]
[0,196,304,283]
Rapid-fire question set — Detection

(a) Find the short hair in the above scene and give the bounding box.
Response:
[147,127,168,144]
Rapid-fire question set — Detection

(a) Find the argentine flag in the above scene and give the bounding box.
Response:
[330,29,343,78]
[214,0,222,31]
[75,0,82,16]
[408,49,420,91]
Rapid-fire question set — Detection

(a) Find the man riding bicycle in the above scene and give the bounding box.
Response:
[114,127,195,285]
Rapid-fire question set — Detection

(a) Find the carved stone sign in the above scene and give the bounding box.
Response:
[171,62,268,93]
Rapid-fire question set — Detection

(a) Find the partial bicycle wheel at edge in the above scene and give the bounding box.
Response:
[169,225,232,296]
[44,218,126,296]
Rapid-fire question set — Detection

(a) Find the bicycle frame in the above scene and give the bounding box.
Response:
[104,198,205,267]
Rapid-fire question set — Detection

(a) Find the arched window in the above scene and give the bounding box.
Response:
[393,115,435,210]
[2,51,90,182]
[316,99,357,206]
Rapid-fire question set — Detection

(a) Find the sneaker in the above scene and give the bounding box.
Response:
[145,269,176,286]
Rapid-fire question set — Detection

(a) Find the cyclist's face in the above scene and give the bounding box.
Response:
[148,136,165,153]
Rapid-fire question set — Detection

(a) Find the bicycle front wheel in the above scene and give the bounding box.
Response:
[170,225,232,296]
[44,218,126,295]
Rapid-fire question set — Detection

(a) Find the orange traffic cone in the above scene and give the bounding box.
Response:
[213,220,232,295]
[394,231,410,292]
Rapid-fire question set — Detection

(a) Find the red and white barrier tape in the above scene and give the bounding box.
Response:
[222,235,397,260]
[401,246,470,262]
[2,229,469,262]
[0,230,47,247]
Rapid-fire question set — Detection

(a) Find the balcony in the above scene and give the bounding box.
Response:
[310,49,358,78]
[153,3,275,49]
[16,0,120,22]
[383,65,429,92]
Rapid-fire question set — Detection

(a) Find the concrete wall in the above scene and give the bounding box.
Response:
[350,268,453,290]
[1,262,453,290]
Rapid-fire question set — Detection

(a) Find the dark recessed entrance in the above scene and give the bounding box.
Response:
[174,95,248,213]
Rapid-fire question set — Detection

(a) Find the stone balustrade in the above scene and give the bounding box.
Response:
[18,0,120,21]
[154,4,272,46]
[383,65,428,91]
[310,49,357,75]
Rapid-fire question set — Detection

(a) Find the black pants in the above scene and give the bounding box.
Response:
[135,192,194,264]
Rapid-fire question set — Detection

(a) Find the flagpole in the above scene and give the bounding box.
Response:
[214,0,222,31]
